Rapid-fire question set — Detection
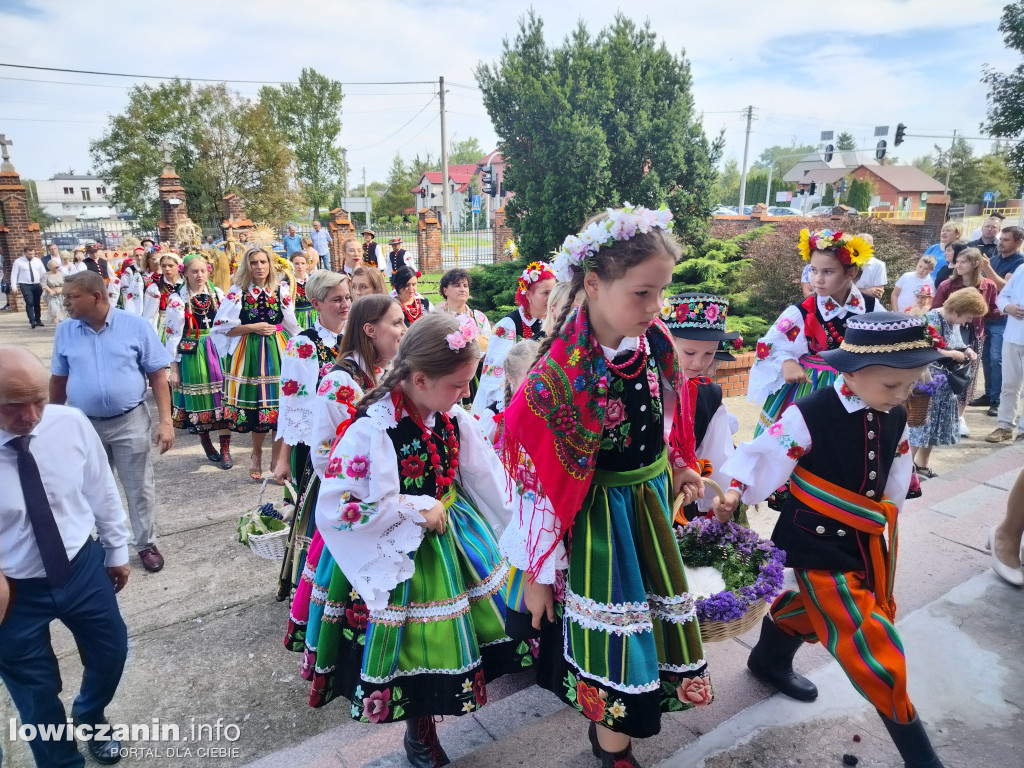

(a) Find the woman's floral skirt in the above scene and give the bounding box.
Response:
[171,330,226,432]
[505,454,712,738]
[222,331,288,433]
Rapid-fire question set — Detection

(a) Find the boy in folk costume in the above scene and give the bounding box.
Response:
[716,312,947,768]
[662,292,740,524]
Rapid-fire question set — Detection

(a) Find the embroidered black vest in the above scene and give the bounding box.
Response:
[363,241,380,268]
[386,413,461,497]
[774,386,906,574]
[298,327,340,386]
[596,347,663,473]
[239,286,284,325]
[177,285,219,330]
[507,310,544,341]
[294,279,313,311]
[387,249,407,275]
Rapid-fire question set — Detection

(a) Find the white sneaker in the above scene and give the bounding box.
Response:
[959,416,970,437]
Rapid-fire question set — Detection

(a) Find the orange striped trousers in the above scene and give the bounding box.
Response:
[771,569,915,723]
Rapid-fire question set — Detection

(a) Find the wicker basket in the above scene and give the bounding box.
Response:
[675,479,777,643]
[243,479,295,561]
[905,393,931,427]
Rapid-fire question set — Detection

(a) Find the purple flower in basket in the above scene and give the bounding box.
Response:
[912,371,947,397]
[675,519,786,624]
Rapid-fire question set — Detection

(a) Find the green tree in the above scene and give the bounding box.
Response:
[845,177,873,211]
[260,68,344,220]
[836,131,856,151]
[714,157,740,206]
[982,1,1024,182]
[933,137,985,203]
[90,80,298,228]
[743,169,796,208]
[377,154,415,219]
[822,184,835,206]
[476,11,722,262]
[24,180,55,227]
[752,143,818,174]
[912,154,936,177]
[448,136,486,165]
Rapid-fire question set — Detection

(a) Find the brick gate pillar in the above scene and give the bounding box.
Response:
[0,135,44,312]
[328,208,356,271]
[157,146,189,248]
[491,206,515,263]
[417,208,441,273]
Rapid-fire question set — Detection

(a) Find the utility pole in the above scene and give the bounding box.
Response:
[943,129,957,192]
[439,75,450,231]
[737,105,755,214]
[363,167,369,228]
[342,148,349,198]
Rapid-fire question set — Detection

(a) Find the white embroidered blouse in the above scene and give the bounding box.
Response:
[277,321,341,449]
[210,282,299,358]
[163,287,225,362]
[315,396,513,611]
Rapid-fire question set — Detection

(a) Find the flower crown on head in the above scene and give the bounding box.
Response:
[552,202,674,282]
[446,318,480,352]
[797,228,873,268]
[517,261,555,293]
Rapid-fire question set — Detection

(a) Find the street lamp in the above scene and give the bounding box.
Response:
[765,150,819,207]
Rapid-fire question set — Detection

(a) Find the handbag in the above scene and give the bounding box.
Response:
[939,358,972,396]
[177,312,199,355]
[1,278,9,295]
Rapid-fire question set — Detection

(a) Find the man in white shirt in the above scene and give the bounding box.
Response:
[855,256,888,303]
[11,248,46,328]
[987,267,1024,442]
[0,346,131,766]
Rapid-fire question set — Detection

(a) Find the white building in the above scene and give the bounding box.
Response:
[32,174,116,219]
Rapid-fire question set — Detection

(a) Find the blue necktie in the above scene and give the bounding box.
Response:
[9,435,71,587]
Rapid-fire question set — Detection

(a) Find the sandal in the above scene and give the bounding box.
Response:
[249,450,263,480]
[916,466,938,479]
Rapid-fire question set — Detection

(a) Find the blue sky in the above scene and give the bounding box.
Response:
[0,0,1014,189]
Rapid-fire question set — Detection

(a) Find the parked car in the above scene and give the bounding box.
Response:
[712,206,737,216]
[767,206,804,217]
[76,206,114,221]
[45,234,79,250]
[808,205,835,216]
[117,212,135,221]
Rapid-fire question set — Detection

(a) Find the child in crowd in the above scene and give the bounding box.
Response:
[717,311,947,768]
[910,288,987,477]
[500,204,709,767]
[315,313,526,767]
[854,233,887,302]
[891,255,936,313]
[662,292,739,523]
[289,251,317,330]
[749,229,877,438]
[904,284,932,316]
[477,338,538,449]
[472,261,555,420]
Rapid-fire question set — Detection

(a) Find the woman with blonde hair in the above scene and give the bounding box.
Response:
[340,238,363,276]
[211,245,300,479]
[925,220,963,281]
[143,252,183,337]
[350,265,386,298]
[40,258,67,324]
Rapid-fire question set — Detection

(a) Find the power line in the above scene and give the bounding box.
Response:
[346,96,437,153]
[0,116,104,124]
[0,62,438,86]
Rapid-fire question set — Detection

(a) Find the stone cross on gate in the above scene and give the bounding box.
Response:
[159,141,172,165]
[0,134,12,162]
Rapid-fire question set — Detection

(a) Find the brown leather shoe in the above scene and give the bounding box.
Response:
[138,546,164,572]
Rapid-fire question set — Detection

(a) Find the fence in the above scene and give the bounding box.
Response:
[40,220,160,251]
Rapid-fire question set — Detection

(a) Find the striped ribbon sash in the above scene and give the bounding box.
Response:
[789,464,899,622]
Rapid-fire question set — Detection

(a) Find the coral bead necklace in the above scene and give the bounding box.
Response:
[394,389,459,499]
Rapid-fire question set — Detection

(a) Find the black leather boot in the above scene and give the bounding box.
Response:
[879,713,945,767]
[404,716,450,768]
[746,616,818,701]
[219,434,233,469]
[199,431,221,462]
[599,741,641,768]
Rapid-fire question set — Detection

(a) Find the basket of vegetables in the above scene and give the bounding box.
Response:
[674,480,786,642]
[238,479,296,560]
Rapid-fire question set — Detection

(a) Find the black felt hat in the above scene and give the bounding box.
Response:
[662,293,740,342]
[819,311,946,372]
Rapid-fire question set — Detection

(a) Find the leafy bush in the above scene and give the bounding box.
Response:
[469,258,526,323]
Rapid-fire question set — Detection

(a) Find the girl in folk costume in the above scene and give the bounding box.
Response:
[116,247,146,316]
[383,236,416,279]
[144,252,184,338]
[663,293,742,525]
[391,266,432,326]
[500,205,709,768]
[716,313,948,768]
[749,229,876,437]
[477,339,538,450]
[164,254,231,469]
[284,296,407,702]
[340,237,364,276]
[272,271,353,494]
[289,251,319,330]
[211,246,300,480]
[437,268,492,405]
[471,260,555,420]
[351,265,387,299]
[542,279,581,336]
[314,313,528,767]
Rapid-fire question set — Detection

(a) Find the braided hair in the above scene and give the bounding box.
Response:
[533,209,683,363]
[356,312,482,417]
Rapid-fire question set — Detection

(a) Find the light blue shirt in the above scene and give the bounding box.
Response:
[283,233,303,255]
[924,243,946,280]
[52,306,172,418]
[309,228,331,257]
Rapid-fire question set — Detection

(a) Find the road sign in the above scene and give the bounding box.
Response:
[984,191,994,203]
[874,125,889,137]
[775,191,792,203]
[472,195,481,213]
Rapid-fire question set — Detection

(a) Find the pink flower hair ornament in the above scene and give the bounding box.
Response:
[447,318,480,352]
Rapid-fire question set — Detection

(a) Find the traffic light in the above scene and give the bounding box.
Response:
[895,123,907,146]
[808,182,817,196]
[480,166,497,197]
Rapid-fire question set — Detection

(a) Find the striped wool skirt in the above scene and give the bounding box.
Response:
[222,331,289,433]
[506,451,711,738]
[754,353,838,437]
[293,486,531,718]
[295,303,318,330]
[171,330,226,432]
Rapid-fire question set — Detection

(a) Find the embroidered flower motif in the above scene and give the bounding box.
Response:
[604,398,626,429]
[677,676,712,706]
[607,701,627,719]
[340,502,361,524]
[646,367,659,398]
[675,302,691,321]
[785,325,801,342]
[296,344,314,359]
[362,689,390,723]
[401,454,425,478]
[473,669,487,706]
[823,298,838,313]
[849,294,862,308]
[704,303,720,323]
[551,403,577,431]
[345,602,369,630]
[897,439,910,456]
[776,318,795,334]
[840,382,856,399]
[575,680,607,721]
[767,422,784,437]
[786,445,805,459]
[756,341,772,360]
[346,455,369,478]
[281,379,299,396]
[493,325,507,339]
[335,385,356,403]
[325,456,344,478]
